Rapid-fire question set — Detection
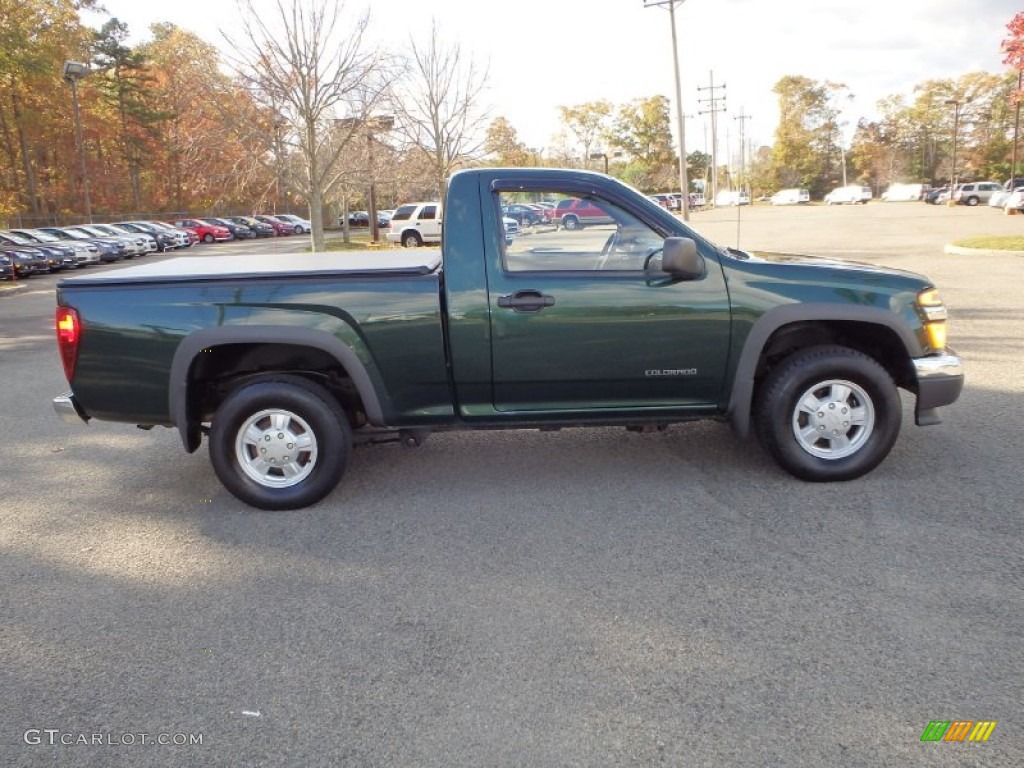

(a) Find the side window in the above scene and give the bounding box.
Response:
[391,205,416,221]
[498,190,665,272]
[420,205,437,221]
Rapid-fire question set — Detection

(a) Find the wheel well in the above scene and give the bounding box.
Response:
[187,343,368,431]
[753,321,915,393]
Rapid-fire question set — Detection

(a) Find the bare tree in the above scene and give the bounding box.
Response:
[391,20,489,198]
[223,0,387,250]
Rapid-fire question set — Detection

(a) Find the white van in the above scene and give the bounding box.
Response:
[770,188,810,205]
[881,183,926,202]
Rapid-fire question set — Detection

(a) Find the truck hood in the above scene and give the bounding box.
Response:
[741,249,920,276]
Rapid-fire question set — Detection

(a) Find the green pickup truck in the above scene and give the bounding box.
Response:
[53,168,963,509]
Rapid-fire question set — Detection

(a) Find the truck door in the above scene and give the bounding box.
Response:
[486,186,731,413]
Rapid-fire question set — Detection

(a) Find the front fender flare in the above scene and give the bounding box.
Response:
[725,303,923,439]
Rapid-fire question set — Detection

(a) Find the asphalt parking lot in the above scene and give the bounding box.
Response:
[2,205,1022,766]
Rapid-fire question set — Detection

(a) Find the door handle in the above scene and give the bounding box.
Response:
[497,290,556,312]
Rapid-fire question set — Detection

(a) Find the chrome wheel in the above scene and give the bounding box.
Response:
[235,408,318,488]
[791,378,875,460]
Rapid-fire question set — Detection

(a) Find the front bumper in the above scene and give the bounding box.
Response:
[913,352,964,425]
[53,392,90,425]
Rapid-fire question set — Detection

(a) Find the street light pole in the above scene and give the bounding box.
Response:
[945,98,962,206]
[63,61,92,222]
[644,0,689,221]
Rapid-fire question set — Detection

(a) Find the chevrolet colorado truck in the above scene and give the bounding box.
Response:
[53,168,963,509]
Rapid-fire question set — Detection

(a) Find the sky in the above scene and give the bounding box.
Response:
[83,0,1017,161]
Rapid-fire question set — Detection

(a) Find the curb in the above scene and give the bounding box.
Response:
[944,244,1024,257]
[0,283,27,298]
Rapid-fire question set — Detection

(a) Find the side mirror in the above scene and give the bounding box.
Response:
[662,237,704,279]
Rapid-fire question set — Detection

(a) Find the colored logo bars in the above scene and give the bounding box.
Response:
[920,721,997,742]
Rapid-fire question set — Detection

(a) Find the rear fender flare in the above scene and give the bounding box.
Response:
[169,326,387,452]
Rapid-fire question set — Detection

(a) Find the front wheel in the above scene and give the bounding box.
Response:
[562,215,580,230]
[209,375,352,510]
[755,346,901,482]
[966,196,979,206]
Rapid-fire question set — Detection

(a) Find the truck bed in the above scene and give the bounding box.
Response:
[58,251,442,286]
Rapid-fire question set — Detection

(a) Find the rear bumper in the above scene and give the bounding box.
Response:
[53,392,90,425]
[913,352,964,425]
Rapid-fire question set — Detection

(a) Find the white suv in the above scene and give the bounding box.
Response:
[386,202,442,247]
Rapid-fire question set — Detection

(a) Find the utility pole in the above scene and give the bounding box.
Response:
[643,0,690,221]
[698,71,726,206]
[733,109,752,198]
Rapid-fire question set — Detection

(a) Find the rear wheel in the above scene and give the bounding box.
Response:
[209,375,351,510]
[562,215,580,230]
[401,231,423,248]
[966,196,979,206]
[202,233,214,243]
[755,346,901,481]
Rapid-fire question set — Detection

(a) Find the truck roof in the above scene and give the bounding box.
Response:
[58,251,442,286]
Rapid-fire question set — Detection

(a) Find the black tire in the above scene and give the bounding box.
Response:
[562,215,580,230]
[202,233,214,243]
[401,231,422,248]
[209,375,352,510]
[966,196,979,206]
[293,225,305,234]
[755,345,901,482]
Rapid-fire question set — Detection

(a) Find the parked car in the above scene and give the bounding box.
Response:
[770,188,810,205]
[1,246,49,276]
[203,217,254,240]
[87,224,157,256]
[651,193,681,211]
[953,181,1001,206]
[63,225,141,258]
[1003,189,1024,212]
[173,218,232,243]
[881,183,927,202]
[0,231,76,269]
[272,214,311,234]
[153,221,197,246]
[0,254,13,279]
[502,203,544,226]
[824,185,872,205]
[344,211,370,227]
[116,221,184,252]
[552,197,615,229]
[715,190,751,206]
[254,215,295,236]
[386,202,443,247]
[924,186,948,204]
[8,228,101,266]
[230,216,275,237]
[37,226,126,263]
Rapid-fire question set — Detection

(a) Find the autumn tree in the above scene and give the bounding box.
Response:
[556,100,611,168]
[225,0,386,250]
[0,0,96,220]
[391,19,490,198]
[484,116,529,166]
[770,76,844,196]
[608,96,675,191]
[92,18,172,210]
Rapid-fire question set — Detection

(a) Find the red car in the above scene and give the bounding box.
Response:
[255,215,296,236]
[553,198,615,230]
[173,218,232,243]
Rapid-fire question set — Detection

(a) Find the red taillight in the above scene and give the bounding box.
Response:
[56,306,80,382]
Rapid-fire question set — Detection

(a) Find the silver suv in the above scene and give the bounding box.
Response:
[953,181,1001,206]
